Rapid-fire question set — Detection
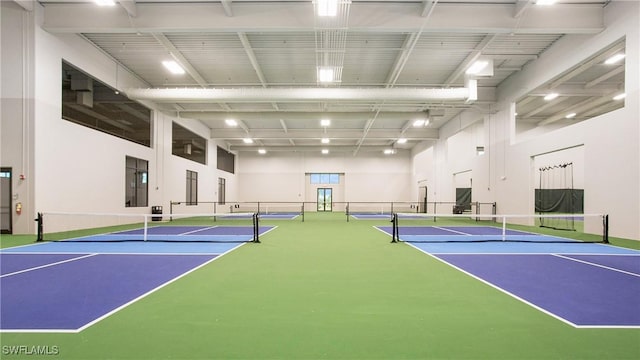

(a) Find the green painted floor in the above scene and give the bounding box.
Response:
[1,212,639,359]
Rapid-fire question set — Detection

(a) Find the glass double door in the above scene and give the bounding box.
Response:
[317,188,332,212]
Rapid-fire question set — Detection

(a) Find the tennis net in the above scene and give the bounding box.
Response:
[391,212,608,244]
[36,211,260,243]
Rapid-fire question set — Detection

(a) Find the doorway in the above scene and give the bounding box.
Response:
[1,168,12,234]
[317,188,333,211]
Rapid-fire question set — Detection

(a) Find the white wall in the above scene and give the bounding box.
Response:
[1,1,35,233]
[411,1,640,239]
[21,4,235,232]
[237,151,413,209]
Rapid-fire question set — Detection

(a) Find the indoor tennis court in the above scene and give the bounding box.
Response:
[1,1,639,359]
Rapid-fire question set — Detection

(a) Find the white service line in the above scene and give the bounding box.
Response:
[552,254,640,278]
[0,253,98,278]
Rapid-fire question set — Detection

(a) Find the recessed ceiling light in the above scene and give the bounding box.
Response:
[162,60,185,75]
[465,60,488,75]
[320,119,331,127]
[605,53,626,65]
[413,119,426,127]
[565,113,576,119]
[317,0,338,16]
[95,0,116,6]
[225,119,238,127]
[258,149,267,154]
[318,67,334,83]
[397,138,407,144]
[536,0,557,5]
[321,149,329,155]
[544,93,559,101]
[613,93,626,100]
[243,138,254,144]
[321,138,330,144]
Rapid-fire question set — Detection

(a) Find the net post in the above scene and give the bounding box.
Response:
[603,214,609,244]
[391,213,398,243]
[300,202,305,222]
[502,216,507,241]
[253,213,260,243]
[346,202,350,222]
[35,212,43,242]
[143,215,149,242]
[433,202,437,221]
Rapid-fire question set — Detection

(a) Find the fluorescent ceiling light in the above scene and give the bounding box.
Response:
[536,0,557,5]
[320,119,331,127]
[317,0,338,16]
[413,119,426,127]
[397,138,407,144]
[258,149,267,154]
[321,138,330,144]
[544,93,559,101]
[95,0,116,6]
[383,149,396,155]
[565,113,576,119]
[613,93,626,100]
[317,67,334,83]
[321,149,329,155]
[243,138,254,144]
[225,119,238,127]
[465,60,488,75]
[162,60,185,75]
[605,53,625,65]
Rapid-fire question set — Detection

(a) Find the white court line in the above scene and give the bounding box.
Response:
[180,226,218,235]
[404,243,581,328]
[405,244,640,329]
[0,253,98,278]
[552,254,640,278]
[433,226,473,236]
[0,243,246,334]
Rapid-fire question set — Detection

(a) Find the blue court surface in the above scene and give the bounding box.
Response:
[376,225,640,328]
[0,224,275,333]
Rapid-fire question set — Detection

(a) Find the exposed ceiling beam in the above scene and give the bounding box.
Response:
[522,97,570,118]
[444,34,496,86]
[385,33,418,85]
[118,0,137,18]
[537,91,622,126]
[13,0,33,12]
[421,0,437,17]
[221,0,233,17]
[513,0,534,19]
[584,66,624,89]
[151,33,209,87]
[237,31,279,110]
[41,3,604,34]
[238,32,267,87]
[528,84,623,97]
[547,42,625,89]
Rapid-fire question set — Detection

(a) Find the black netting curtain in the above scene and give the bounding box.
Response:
[536,162,583,213]
[456,188,472,211]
